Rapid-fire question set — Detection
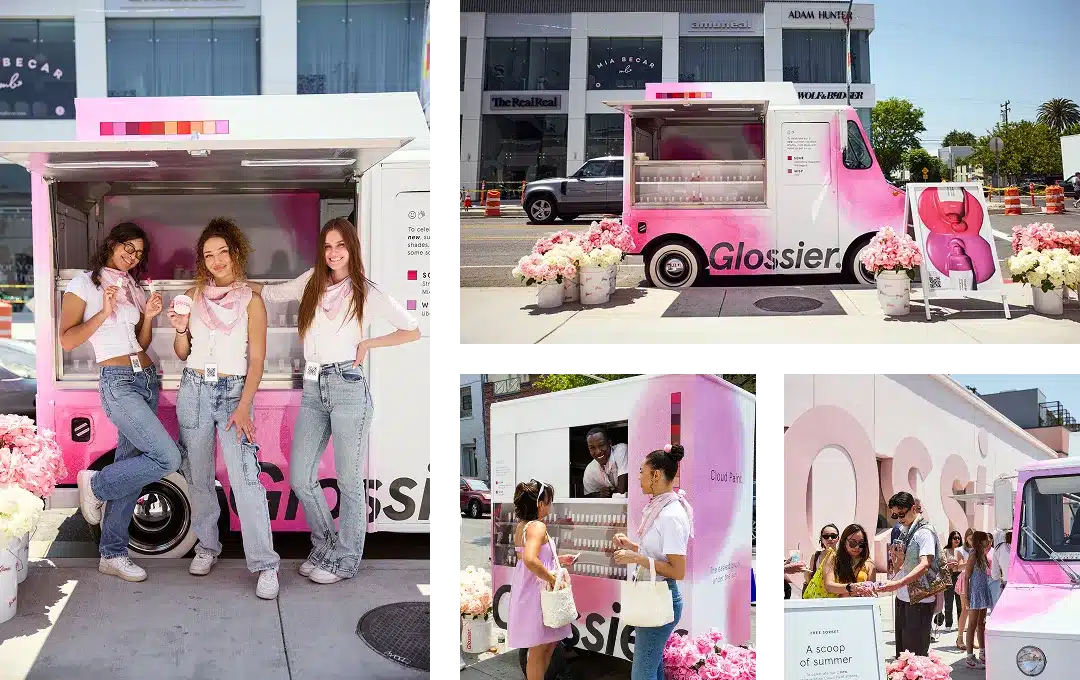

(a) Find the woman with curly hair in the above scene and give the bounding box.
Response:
[167,217,280,599]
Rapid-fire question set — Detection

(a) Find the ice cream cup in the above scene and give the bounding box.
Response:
[171,294,193,316]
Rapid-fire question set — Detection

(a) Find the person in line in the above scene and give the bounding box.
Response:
[879,492,942,657]
[821,524,875,596]
[613,444,692,680]
[582,427,628,498]
[64,222,179,582]
[802,524,841,595]
[507,479,575,680]
[989,529,1011,610]
[942,531,964,633]
[954,527,974,649]
[168,218,280,599]
[252,218,420,583]
[1070,171,1080,208]
[964,531,993,669]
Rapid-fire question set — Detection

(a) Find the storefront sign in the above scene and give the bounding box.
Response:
[793,85,876,107]
[488,94,562,111]
[785,599,886,680]
[798,91,865,101]
[592,56,658,86]
[0,52,74,119]
[679,14,763,36]
[788,9,853,21]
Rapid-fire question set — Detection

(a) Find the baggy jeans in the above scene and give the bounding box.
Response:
[631,579,684,680]
[94,365,183,558]
[290,361,373,578]
[177,369,279,572]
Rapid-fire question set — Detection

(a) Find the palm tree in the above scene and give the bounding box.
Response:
[1037,99,1080,134]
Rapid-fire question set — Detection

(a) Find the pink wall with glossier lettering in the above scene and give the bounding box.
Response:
[784,375,1058,582]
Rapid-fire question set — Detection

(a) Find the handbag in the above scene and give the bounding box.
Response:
[907,529,952,603]
[539,535,577,629]
[620,557,675,628]
[801,549,838,600]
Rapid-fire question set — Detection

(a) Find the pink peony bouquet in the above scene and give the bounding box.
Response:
[460,566,494,620]
[663,630,756,680]
[1011,223,1080,255]
[859,226,923,277]
[579,218,636,256]
[0,414,68,498]
[533,229,581,255]
[885,651,952,680]
[512,247,578,285]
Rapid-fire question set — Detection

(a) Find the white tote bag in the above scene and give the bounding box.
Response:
[620,558,674,628]
[540,535,578,628]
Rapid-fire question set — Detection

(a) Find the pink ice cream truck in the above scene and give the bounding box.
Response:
[488,375,754,668]
[603,82,904,289]
[1,93,430,556]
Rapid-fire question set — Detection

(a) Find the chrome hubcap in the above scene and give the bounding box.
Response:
[532,200,551,220]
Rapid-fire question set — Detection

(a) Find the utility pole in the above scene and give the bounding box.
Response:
[845,0,854,106]
[1001,101,1011,125]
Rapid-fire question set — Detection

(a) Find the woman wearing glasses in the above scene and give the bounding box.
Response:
[507,479,576,680]
[61,222,182,583]
[803,524,841,595]
[821,524,876,596]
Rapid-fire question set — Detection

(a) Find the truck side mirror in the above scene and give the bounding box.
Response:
[994,477,1014,531]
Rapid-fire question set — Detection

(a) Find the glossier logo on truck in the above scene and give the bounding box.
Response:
[709,241,842,271]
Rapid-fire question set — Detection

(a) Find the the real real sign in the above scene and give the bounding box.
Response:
[785,599,886,680]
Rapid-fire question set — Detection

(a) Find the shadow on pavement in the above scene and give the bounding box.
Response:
[522,288,649,315]
[0,566,71,645]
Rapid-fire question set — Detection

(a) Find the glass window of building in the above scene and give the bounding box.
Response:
[679,37,764,83]
[106,19,260,97]
[480,115,568,185]
[483,38,570,91]
[588,38,662,90]
[0,165,32,308]
[297,0,425,94]
[586,114,624,160]
[0,19,76,119]
[782,30,870,84]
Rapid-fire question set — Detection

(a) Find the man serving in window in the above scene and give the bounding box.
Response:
[582,427,629,498]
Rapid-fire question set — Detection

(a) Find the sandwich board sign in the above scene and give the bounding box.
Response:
[785,598,886,680]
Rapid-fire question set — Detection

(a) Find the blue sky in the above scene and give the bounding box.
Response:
[872,0,1079,154]
[951,374,1080,450]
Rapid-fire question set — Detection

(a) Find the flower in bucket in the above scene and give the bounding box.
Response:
[580,218,635,254]
[460,565,493,620]
[0,414,68,499]
[581,244,623,269]
[533,229,581,255]
[1008,247,1080,292]
[859,227,923,278]
[663,629,756,680]
[0,484,44,545]
[1009,222,1080,255]
[512,247,577,286]
[885,651,952,680]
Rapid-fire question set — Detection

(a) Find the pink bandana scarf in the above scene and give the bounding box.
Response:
[101,268,146,322]
[320,277,353,320]
[637,490,695,540]
[196,282,252,335]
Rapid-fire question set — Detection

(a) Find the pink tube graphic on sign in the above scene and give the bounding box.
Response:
[918,187,995,283]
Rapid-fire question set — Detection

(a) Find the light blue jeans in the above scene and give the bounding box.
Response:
[291,361,373,578]
[631,579,684,680]
[94,365,183,558]
[177,369,279,572]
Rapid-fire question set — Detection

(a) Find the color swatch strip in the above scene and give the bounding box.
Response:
[655,91,712,99]
[99,120,230,136]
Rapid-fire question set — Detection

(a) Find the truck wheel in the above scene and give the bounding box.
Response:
[646,241,704,289]
[127,472,198,558]
[526,195,558,225]
[843,236,877,286]
[469,500,482,519]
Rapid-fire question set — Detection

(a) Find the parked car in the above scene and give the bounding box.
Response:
[0,338,36,420]
[522,156,624,224]
[460,477,491,519]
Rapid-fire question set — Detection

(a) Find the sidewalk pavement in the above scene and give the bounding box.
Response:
[877,594,984,680]
[461,282,1080,343]
[2,558,429,680]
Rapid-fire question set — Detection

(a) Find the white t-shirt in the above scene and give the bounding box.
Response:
[64,271,144,363]
[582,442,629,495]
[186,296,250,376]
[262,269,418,364]
[896,525,937,604]
[991,543,1010,581]
[639,501,691,565]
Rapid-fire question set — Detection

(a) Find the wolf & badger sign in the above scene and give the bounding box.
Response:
[0,48,75,119]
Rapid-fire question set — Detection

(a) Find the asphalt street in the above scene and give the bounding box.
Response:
[460,212,1080,288]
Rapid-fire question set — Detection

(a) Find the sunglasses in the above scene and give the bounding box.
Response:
[890,508,910,520]
[846,539,867,548]
[821,533,839,540]
[121,241,144,261]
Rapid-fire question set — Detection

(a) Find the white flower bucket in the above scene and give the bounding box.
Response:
[0,537,18,624]
[562,274,579,302]
[16,532,28,584]
[537,281,563,309]
[607,265,618,296]
[461,616,493,654]
[580,266,612,305]
[1032,286,1065,315]
[875,271,911,316]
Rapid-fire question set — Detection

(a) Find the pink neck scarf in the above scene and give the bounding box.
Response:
[196,282,252,335]
[100,268,146,322]
[637,490,695,540]
[321,277,353,320]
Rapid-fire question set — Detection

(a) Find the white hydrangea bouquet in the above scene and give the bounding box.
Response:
[0,484,44,545]
[581,244,623,269]
[1008,248,1080,292]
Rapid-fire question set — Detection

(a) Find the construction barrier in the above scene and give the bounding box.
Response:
[1046,185,1064,214]
[1003,186,1021,215]
[461,188,472,209]
[485,189,502,217]
[0,301,11,339]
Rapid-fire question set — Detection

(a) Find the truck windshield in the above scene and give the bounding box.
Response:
[1019,474,1080,561]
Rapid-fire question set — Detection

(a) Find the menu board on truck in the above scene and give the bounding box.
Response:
[782,123,829,185]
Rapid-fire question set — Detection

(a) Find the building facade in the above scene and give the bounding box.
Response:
[0,0,427,301]
[460,374,488,478]
[460,0,876,189]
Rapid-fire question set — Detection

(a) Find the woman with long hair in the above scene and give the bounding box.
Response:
[821,524,875,596]
[612,444,693,680]
[507,479,575,680]
[254,218,420,583]
[964,531,993,668]
[803,524,840,595]
[954,527,974,648]
[63,222,179,582]
[167,218,280,599]
[943,531,964,633]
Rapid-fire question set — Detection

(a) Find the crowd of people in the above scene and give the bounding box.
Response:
[785,492,1012,672]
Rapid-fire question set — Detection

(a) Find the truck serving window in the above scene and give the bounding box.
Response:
[1018,474,1080,561]
[843,121,874,171]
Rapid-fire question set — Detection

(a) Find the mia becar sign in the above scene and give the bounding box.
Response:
[0,54,72,119]
[785,599,886,680]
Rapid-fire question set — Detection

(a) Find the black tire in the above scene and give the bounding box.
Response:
[842,235,877,285]
[644,239,706,289]
[558,214,579,223]
[525,194,558,225]
[469,500,482,519]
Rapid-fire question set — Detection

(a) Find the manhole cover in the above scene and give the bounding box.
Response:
[753,295,823,313]
[357,601,429,671]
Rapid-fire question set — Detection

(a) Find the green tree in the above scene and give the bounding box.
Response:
[1063,122,1080,138]
[942,130,978,148]
[533,374,756,394]
[1037,98,1080,135]
[870,98,927,179]
[902,148,945,182]
[969,121,1062,184]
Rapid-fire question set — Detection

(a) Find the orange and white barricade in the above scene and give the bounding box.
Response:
[485,190,502,217]
[1003,187,1022,215]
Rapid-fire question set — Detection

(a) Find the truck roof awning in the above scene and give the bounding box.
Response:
[602,100,769,118]
[950,492,995,504]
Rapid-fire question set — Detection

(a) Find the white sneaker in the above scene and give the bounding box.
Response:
[256,569,279,599]
[189,553,217,576]
[299,560,316,577]
[308,567,344,584]
[78,470,105,525]
[99,556,147,582]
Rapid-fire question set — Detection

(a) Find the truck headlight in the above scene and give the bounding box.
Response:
[1017,646,1047,676]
